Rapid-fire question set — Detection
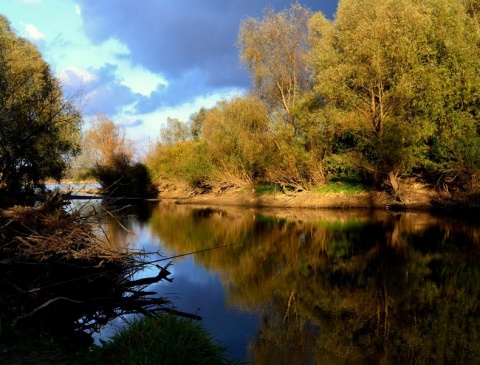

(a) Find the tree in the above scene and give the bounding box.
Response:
[188,107,208,140]
[80,114,156,197]
[0,15,82,193]
[238,4,331,187]
[238,3,312,128]
[202,95,271,182]
[159,117,191,146]
[80,114,135,171]
[308,0,480,193]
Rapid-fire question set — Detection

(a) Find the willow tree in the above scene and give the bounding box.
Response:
[238,4,330,187]
[0,16,82,193]
[202,95,271,182]
[309,0,480,192]
[238,3,312,128]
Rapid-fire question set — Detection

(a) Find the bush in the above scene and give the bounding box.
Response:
[91,314,236,365]
[90,154,157,198]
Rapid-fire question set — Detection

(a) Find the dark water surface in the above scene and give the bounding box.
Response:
[92,202,480,364]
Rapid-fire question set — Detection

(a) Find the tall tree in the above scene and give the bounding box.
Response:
[308,0,480,192]
[0,15,82,193]
[238,3,312,128]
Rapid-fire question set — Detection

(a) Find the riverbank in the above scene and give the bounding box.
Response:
[158,181,443,211]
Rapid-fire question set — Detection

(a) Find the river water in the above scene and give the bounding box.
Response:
[88,201,480,364]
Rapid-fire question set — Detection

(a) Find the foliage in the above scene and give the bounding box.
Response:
[92,314,236,365]
[237,4,327,188]
[0,16,82,194]
[308,0,480,191]
[160,117,191,146]
[146,139,215,187]
[146,0,480,194]
[80,115,156,197]
[238,3,311,127]
[203,95,271,182]
[146,95,272,187]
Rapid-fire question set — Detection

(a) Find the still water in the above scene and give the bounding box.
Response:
[95,201,480,364]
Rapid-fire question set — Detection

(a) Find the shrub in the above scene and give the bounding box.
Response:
[92,314,236,365]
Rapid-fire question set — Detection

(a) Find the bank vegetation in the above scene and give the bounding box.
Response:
[145,0,480,206]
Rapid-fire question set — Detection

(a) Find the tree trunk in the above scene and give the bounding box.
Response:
[389,171,399,196]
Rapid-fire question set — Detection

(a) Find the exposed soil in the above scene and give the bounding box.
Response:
[157,181,443,211]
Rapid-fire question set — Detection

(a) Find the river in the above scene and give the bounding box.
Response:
[80,200,480,364]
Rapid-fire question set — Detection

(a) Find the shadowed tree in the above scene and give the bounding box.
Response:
[0,15,82,194]
[80,114,156,197]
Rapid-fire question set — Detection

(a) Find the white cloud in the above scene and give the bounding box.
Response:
[116,89,243,146]
[75,4,81,16]
[119,66,167,96]
[59,66,97,85]
[24,24,45,41]
[22,0,42,3]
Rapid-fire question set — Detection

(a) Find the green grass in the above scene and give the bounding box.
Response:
[84,314,237,365]
[316,181,369,195]
[2,313,237,365]
[254,183,281,195]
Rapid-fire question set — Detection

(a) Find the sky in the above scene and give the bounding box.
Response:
[1,0,338,149]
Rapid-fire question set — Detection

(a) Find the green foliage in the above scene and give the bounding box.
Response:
[203,95,271,181]
[238,3,312,125]
[147,139,215,187]
[146,0,480,193]
[308,0,480,188]
[324,152,365,182]
[316,181,369,195]
[93,315,236,365]
[160,117,191,146]
[254,183,282,195]
[0,15,82,193]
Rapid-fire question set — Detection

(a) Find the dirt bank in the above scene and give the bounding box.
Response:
[158,182,441,211]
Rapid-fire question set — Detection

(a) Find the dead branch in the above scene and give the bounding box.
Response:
[13,296,84,324]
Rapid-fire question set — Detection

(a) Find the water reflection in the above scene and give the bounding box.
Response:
[141,203,480,364]
[13,199,477,363]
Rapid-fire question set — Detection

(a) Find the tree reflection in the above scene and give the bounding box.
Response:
[149,204,480,364]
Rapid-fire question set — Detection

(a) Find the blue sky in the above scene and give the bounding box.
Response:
[1,0,338,148]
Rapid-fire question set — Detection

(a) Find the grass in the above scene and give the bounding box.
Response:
[1,313,237,365]
[316,180,369,195]
[254,183,282,195]
[82,314,237,365]
[255,181,369,195]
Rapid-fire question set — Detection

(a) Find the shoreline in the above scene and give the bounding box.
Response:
[158,185,440,211]
[157,183,480,214]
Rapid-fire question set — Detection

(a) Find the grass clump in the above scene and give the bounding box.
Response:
[316,181,368,195]
[90,314,236,365]
[254,183,281,195]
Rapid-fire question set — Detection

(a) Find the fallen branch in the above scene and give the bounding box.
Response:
[13,296,84,324]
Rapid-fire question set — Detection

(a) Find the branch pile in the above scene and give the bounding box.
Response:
[0,191,133,265]
[0,192,183,350]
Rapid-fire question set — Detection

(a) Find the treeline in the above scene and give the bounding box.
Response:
[146,0,480,195]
